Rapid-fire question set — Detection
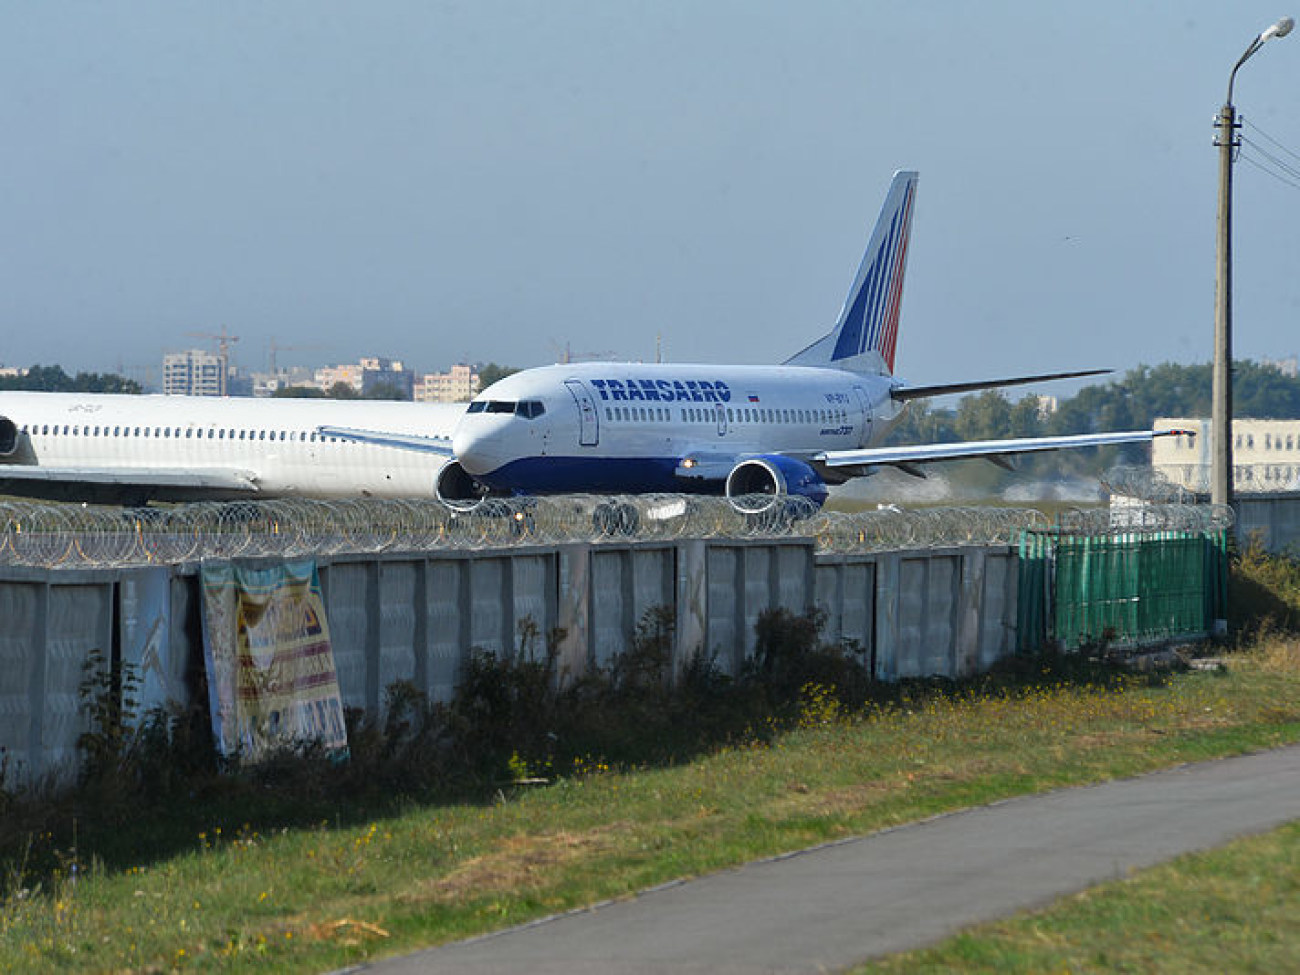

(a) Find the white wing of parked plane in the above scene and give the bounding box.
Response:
[816,429,1190,476]
[0,464,261,503]
[0,465,259,489]
[315,425,454,454]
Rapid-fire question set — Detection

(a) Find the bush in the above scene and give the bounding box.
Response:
[1231,543,1300,635]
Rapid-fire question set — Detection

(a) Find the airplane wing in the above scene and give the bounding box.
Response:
[816,428,1191,476]
[889,369,1111,402]
[316,425,454,455]
[0,465,261,505]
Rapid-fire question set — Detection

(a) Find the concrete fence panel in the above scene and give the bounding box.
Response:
[2,540,1034,787]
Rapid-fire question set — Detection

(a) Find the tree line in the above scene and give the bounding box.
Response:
[885,359,1300,482]
[0,364,141,394]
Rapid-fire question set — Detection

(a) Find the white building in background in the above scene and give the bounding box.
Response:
[163,349,227,396]
[314,357,414,399]
[1153,417,1300,494]
[415,364,480,403]
[1260,356,1299,379]
[0,365,27,379]
[314,362,364,393]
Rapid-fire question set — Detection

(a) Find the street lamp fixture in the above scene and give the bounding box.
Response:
[1213,16,1293,510]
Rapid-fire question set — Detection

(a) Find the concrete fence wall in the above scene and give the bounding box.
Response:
[0,540,1020,787]
[1236,493,1300,554]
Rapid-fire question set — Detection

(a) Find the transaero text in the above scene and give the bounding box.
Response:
[589,379,732,403]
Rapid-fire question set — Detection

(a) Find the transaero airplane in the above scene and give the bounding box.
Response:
[0,171,1185,510]
[320,171,1187,513]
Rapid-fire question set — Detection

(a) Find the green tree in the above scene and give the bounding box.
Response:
[477,363,518,389]
[271,385,326,398]
[0,364,141,394]
[325,382,359,400]
[955,390,1013,442]
[1007,395,1045,438]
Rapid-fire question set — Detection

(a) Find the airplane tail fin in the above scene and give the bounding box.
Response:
[784,169,918,376]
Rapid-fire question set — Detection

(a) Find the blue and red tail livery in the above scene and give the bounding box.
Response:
[786,170,918,376]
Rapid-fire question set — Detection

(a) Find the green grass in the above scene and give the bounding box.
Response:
[857,820,1300,974]
[4,638,1300,972]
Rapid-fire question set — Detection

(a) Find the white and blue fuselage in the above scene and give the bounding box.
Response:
[452,363,905,504]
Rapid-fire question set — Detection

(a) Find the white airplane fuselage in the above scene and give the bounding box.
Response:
[451,363,906,501]
[0,392,465,503]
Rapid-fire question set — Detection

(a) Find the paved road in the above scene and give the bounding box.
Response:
[360,744,1300,974]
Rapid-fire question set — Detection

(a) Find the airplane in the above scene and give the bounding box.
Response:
[0,170,1185,511]
[323,170,1188,514]
[0,393,465,506]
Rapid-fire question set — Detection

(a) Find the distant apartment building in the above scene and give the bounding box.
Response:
[1260,356,1299,379]
[1153,417,1300,494]
[314,362,364,393]
[415,364,480,403]
[0,365,27,379]
[314,357,414,399]
[163,349,227,396]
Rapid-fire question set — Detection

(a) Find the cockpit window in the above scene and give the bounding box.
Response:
[516,400,546,419]
[484,401,516,414]
[467,401,487,413]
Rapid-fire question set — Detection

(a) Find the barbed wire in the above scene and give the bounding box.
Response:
[1050,503,1233,536]
[0,492,1227,570]
[1121,463,1300,496]
[1100,466,1197,504]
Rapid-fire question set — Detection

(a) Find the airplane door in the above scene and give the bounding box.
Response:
[565,380,600,447]
[715,403,728,437]
[853,385,874,448]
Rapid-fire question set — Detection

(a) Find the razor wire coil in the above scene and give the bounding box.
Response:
[0,491,1227,570]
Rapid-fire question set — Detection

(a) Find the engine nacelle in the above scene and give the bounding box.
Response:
[434,460,493,511]
[724,455,829,514]
[0,417,17,457]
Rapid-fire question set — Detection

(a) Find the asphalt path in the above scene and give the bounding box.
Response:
[358,744,1300,974]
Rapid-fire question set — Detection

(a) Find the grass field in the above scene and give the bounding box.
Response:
[3,636,1300,973]
[858,820,1300,974]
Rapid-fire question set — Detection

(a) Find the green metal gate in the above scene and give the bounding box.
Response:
[1018,528,1229,650]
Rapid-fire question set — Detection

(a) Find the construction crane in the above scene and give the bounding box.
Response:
[550,340,617,364]
[266,338,327,375]
[185,326,240,363]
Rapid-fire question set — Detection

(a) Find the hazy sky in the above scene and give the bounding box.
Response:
[3,2,1300,390]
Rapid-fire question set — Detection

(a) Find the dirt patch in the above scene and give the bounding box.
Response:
[417,823,633,903]
[768,780,892,819]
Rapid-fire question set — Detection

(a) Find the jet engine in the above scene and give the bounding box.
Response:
[0,417,17,457]
[724,455,829,513]
[434,460,493,511]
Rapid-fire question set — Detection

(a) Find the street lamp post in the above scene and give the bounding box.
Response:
[1213,16,1293,509]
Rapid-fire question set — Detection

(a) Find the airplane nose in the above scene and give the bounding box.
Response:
[453,422,506,477]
